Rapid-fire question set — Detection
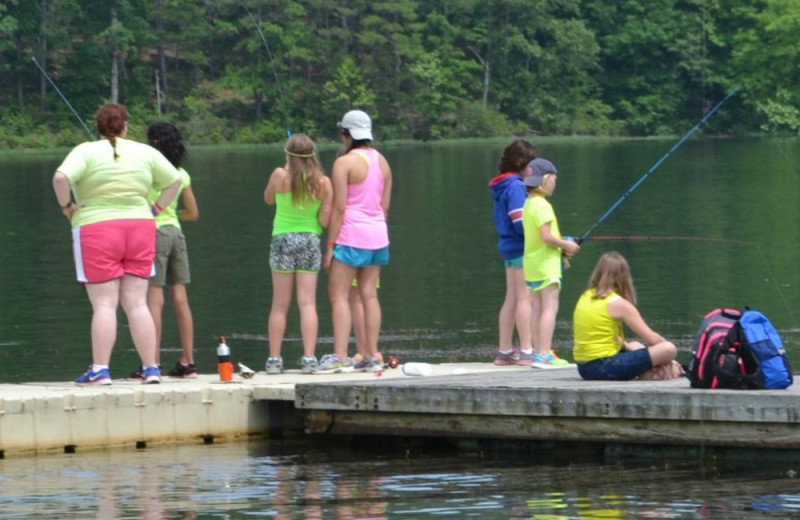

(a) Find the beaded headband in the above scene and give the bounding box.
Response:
[284,148,315,158]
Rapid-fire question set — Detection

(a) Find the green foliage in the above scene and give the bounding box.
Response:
[1,0,798,148]
[757,90,800,134]
[321,58,378,124]
[453,101,511,138]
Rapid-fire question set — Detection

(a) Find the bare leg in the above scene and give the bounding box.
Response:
[530,289,542,353]
[171,284,194,364]
[356,266,381,358]
[329,260,357,359]
[638,340,680,380]
[85,279,121,365]
[534,284,560,355]
[498,266,517,350]
[269,272,294,358]
[512,268,532,351]
[349,286,368,357]
[146,285,164,364]
[119,275,158,367]
[649,341,678,366]
[295,272,319,358]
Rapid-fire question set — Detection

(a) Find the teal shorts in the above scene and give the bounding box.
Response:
[334,244,390,267]
[526,278,562,291]
[504,256,523,269]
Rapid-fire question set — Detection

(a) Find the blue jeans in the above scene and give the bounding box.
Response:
[577,348,652,381]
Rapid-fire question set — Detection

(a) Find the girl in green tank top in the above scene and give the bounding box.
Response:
[263,134,333,375]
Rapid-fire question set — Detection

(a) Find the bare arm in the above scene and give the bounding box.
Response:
[318,177,333,228]
[379,155,392,217]
[263,168,284,205]
[178,186,199,221]
[52,171,77,221]
[607,297,664,346]
[154,179,182,213]
[324,158,350,270]
[540,222,580,256]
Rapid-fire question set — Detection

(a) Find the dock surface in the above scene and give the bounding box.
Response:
[2,363,800,456]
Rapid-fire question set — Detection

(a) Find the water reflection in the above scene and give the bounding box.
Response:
[2,441,800,519]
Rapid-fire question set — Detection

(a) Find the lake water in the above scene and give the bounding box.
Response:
[2,137,800,518]
[2,439,800,519]
[1,137,799,382]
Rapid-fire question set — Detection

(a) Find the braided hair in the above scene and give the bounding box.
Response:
[95,104,128,160]
[147,122,186,168]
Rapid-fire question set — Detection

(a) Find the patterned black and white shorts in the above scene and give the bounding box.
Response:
[269,233,322,273]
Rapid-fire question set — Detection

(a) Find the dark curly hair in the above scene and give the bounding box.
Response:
[497,139,539,174]
[147,122,186,168]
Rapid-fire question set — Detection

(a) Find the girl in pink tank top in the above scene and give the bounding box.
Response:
[336,148,389,249]
[319,110,393,374]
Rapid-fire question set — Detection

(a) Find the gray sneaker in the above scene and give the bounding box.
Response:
[493,350,519,366]
[300,356,318,374]
[315,354,353,374]
[265,356,283,375]
[366,356,382,372]
[516,349,533,366]
[352,354,369,372]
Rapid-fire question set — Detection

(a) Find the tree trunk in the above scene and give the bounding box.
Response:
[254,90,263,119]
[17,42,24,106]
[156,0,169,113]
[468,46,490,105]
[110,7,119,104]
[39,0,48,112]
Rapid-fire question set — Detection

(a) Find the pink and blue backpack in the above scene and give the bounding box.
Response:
[687,307,793,390]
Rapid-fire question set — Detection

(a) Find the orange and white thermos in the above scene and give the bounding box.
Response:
[217,336,234,382]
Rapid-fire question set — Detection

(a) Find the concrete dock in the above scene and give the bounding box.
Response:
[2,363,800,457]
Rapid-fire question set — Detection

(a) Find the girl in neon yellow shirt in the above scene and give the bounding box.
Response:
[573,252,680,380]
[522,159,579,368]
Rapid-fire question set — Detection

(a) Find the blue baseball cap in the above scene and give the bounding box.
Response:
[523,158,558,188]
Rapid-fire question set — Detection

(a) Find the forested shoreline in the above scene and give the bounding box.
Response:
[1,0,798,148]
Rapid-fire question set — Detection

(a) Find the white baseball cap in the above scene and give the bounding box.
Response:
[337,110,373,141]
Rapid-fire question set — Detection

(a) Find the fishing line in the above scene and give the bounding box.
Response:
[578,86,741,244]
[241,3,292,138]
[31,58,95,140]
[590,235,754,246]
[754,242,799,329]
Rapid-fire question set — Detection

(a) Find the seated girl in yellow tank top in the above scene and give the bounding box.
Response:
[572,252,681,381]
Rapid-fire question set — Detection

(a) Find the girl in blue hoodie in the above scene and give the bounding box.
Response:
[489,139,540,365]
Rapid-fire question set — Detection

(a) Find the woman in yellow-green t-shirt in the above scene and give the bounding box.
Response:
[572,252,679,380]
[52,104,182,386]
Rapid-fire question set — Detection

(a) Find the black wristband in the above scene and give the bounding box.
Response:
[61,201,74,209]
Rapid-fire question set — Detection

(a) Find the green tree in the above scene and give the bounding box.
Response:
[731,0,800,134]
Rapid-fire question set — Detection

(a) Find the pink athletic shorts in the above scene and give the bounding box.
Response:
[72,219,156,283]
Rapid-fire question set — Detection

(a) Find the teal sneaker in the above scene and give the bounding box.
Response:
[532,351,570,369]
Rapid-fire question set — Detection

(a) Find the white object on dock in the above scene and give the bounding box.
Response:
[238,363,255,379]
[401,363,432,376]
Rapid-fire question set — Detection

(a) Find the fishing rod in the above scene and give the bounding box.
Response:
[591,235,754,246]
[577,86,741,244]
[31,58,95,140]
[241,4,292,138]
